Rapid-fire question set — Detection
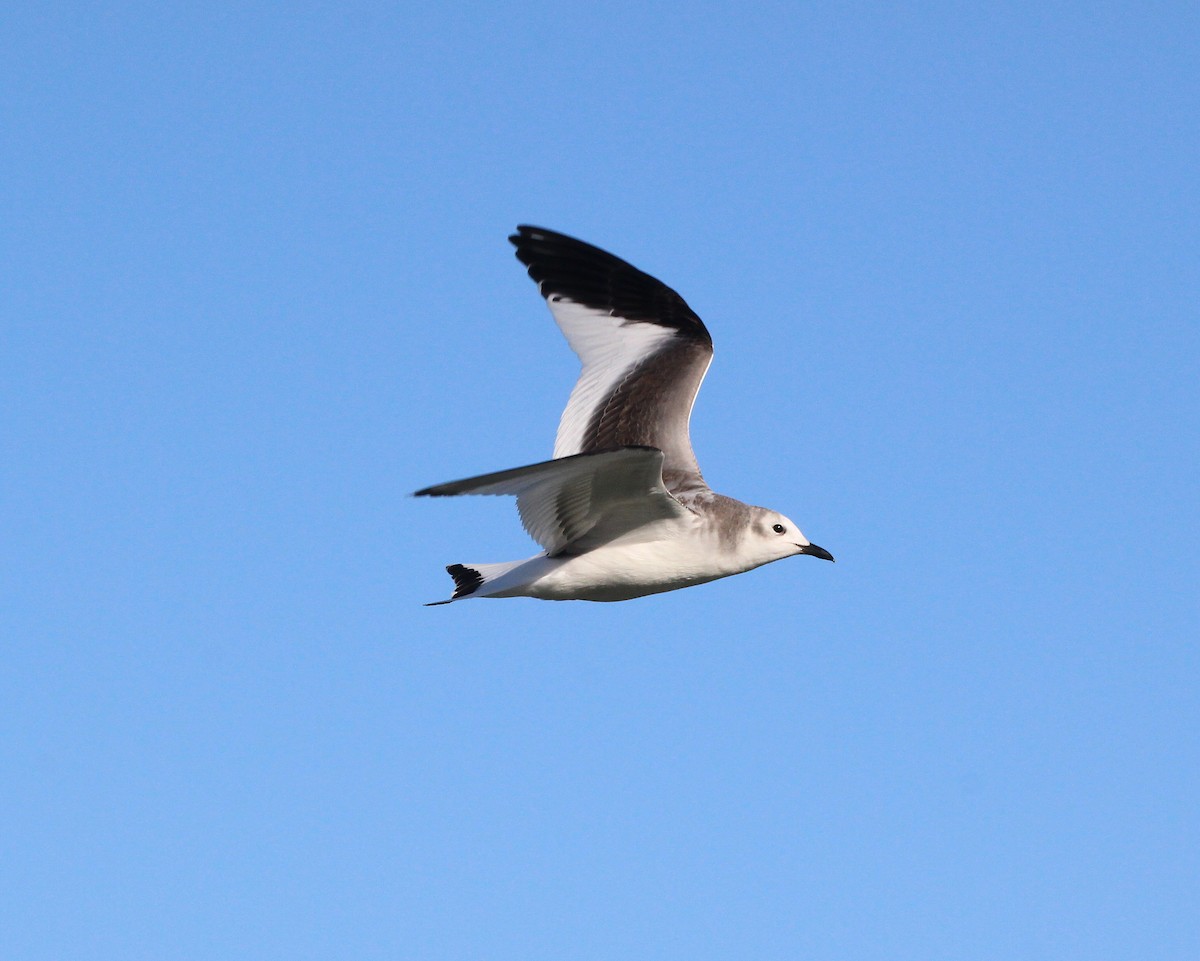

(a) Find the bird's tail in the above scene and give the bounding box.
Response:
[425,561,528,606]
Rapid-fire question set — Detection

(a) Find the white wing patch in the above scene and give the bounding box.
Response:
[545,297,678,458]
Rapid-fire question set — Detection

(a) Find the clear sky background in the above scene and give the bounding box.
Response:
[4,2,1198,959]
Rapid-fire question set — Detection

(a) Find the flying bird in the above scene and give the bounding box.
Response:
[416,226,833,603]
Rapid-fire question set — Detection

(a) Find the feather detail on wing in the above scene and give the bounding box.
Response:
[509,226,714,496]
[413,447,692,556]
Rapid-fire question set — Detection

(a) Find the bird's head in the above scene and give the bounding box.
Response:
[745,508,835,566]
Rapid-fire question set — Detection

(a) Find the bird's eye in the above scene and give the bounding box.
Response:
[772,523,786,534]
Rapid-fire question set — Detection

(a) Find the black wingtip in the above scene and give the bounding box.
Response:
[508,224,546,255]
[505,225,711,344]
[509,224,550,245]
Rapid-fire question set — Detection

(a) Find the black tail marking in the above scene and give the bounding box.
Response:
[447,563,483,599]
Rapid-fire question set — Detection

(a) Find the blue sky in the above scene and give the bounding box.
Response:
[3,1,1198,958]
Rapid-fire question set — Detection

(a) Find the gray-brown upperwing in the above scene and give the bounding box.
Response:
[510,226,714,496]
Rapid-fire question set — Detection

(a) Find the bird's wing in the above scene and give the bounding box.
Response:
[414,446,692,556]
[510,225,714,496]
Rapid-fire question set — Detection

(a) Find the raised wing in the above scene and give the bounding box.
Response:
[509,226,714,496]
[414,447,692,556]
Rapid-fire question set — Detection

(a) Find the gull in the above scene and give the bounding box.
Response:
[416,225,833,604]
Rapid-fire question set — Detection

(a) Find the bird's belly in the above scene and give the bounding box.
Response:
[526,538,733,601]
